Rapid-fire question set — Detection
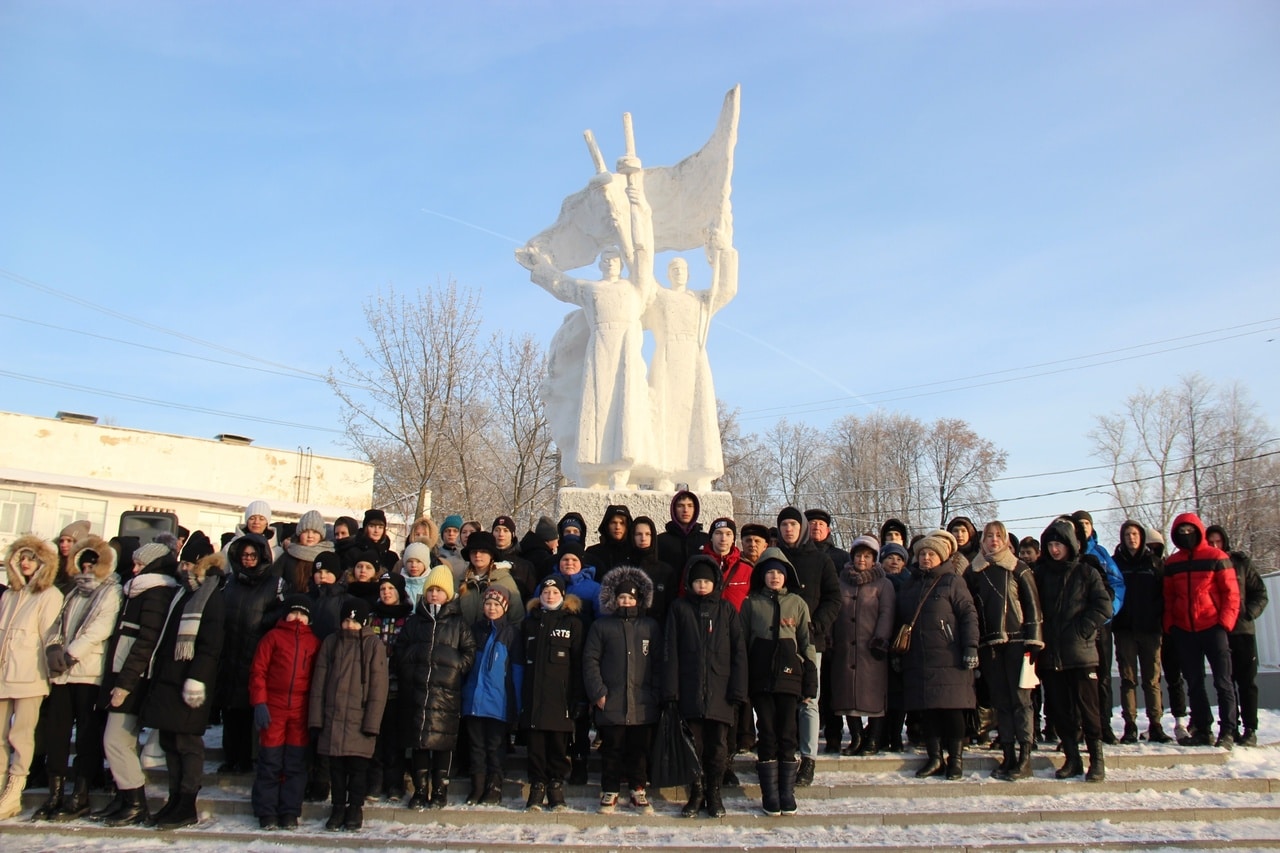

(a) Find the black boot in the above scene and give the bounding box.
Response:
[429,770,449,809]
[145,777,181,828]
[1008,741,1033,780]
[681,779,704,818]
[325,804,347,831]
[1147,721,1172,743]
[704,775,726,818]
[54,776,91,821]
[480,774,504,805]
[992,742,1017,780]
[408,771,430,811]
[795,756,815,787]
[755,761,779,817]
[30,775,65,820]
[546,780,567,812]
[1055,739,1084,779]
[945,738,964,780]
[156,791,199,830]
[343,805,363,831]
[104,787,150,827]
[465,774,485,805]
[525,782,546,811]
[778,760,799,816]
[1120,720,1139,744]
[840,717,864,756]
[855,718,883,756]
[823,720,843,754]
[1085,737,1106,782]
[916,737,945,778]
[88,788,128,822]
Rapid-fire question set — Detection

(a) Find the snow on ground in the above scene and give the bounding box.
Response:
[7,708,1280,851]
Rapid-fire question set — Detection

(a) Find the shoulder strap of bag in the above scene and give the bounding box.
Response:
[906,572,946,631]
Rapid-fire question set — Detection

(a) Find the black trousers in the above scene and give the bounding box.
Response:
[253,743,307,819]
[1043,667,1101,742]
[980,644,1034,744]
[329,754,370,809]
[43,682,103,778]
[751,693,798,762]
[369,698,404,793]
[1230,633,1260,732]
[526,730,570,785]
[221,707,255,768]
[598,724,653,793]
[466,717,509,778]
[159,730,205,795]
[1162,631,1188,718]
[1095,625,1115,727]
[1174,625,1236,735]
[685,717,728,781]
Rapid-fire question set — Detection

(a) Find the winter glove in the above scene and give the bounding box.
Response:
[963,651,979,670]
[253,703,271,730]
[868,635,888,661]
[801,659,819,700]
[889,655,903,674]
[182,678,206,708]
[45,644,70,676]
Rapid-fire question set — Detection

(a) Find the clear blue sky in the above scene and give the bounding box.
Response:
[2,1,1277,538]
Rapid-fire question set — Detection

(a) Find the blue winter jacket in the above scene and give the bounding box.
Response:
[1085,532,1126,620]
[556,564,602,625]
[462,618,523,722]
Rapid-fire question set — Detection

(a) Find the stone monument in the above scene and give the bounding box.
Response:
[516,86,741,525]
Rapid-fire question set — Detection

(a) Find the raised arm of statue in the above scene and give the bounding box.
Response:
[516,246,584,306]
[707,246,739,316]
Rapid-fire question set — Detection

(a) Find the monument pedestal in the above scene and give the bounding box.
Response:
[555,488,734,531]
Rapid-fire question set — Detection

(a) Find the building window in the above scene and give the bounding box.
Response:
[198,510,244,541]
[0,489,36,536]
[56,495,109,537]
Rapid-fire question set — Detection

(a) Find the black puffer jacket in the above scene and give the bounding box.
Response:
[1111,520,1164,634]
[964,548,1043,650]
[217,533,286,709]
[895,556,979,711]
[1205,525,1270,637]
[141,557,226,734]
[583,566,662,727]
[99,556,179,715]
[518,531,557,584]
[779,536,842,652]
[656,491,709,572]
[661,555,746,724]
[395,595,476,751]
[518,595,586,732]
[1033,519,1112,673]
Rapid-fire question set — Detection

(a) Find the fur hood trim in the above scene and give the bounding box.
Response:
[598,565,654,614]
[525,593,583,615]
[190,551,226,584]
[71,535,118,581]
[5,534,59,593]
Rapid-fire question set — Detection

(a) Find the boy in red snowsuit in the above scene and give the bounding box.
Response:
[249,594,320,829]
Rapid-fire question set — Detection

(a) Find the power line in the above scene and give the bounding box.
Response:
[739,318,1280,421]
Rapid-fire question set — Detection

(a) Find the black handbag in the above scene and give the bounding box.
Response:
[649,703,702,787]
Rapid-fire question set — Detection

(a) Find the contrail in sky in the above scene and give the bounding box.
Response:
[420,207,523,244]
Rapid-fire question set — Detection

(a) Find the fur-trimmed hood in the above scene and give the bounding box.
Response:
[970,547,1018,572]
[598,565,654,614]
[71,535,118,581]
[525,592,583,615]
[188,551,226,585]
[5,534,59,593]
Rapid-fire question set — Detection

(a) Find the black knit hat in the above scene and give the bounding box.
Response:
[686,555,718,586]
[1070,510,1093,525]
[463,531,497,561]
[341,597,371,625]
[378,572,406,599]
[363,508,387,526]
[557,540,585,564]
[709,517,736,537]
[313,551,342,577]
[491,515,517,535]
[540,575,567,597]
[284,594,312,618]
[777,506,804,527]
[179,530,214,564]
[534,516,558,542]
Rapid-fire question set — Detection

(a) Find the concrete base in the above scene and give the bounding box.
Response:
[555,488,734,530]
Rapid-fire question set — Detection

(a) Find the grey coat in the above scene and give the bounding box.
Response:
[308,626,388,758]
[826,564,895,716]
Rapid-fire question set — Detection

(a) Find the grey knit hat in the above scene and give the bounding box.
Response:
[133,541,170,567]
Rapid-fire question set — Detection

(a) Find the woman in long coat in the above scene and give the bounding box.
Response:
[827,535,896,755]
[140,552,226,828]
[895,531,978,781]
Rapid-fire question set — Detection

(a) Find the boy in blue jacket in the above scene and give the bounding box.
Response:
[461,585,523,805]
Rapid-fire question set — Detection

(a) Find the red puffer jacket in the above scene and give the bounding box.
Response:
[249,616,320,713]
[1162,513,1240,633]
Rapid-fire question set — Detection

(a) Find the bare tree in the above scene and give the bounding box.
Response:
[328,281,488,521]
[764,417,825,508]
[1089,373,1278,569]
[922,418,1008,527]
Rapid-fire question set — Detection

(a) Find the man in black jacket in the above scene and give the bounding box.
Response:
[1206,525,1269,746]
[775,506,841,786]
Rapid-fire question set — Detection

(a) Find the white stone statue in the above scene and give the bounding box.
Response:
[517,86,741,490]
[640,248,737,492]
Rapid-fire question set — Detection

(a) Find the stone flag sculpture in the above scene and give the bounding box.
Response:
[516,85,740,491]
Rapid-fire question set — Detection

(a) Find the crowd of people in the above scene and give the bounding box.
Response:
[0,491,1267,830]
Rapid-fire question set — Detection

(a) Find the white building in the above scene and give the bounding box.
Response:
[0,410,375,552]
